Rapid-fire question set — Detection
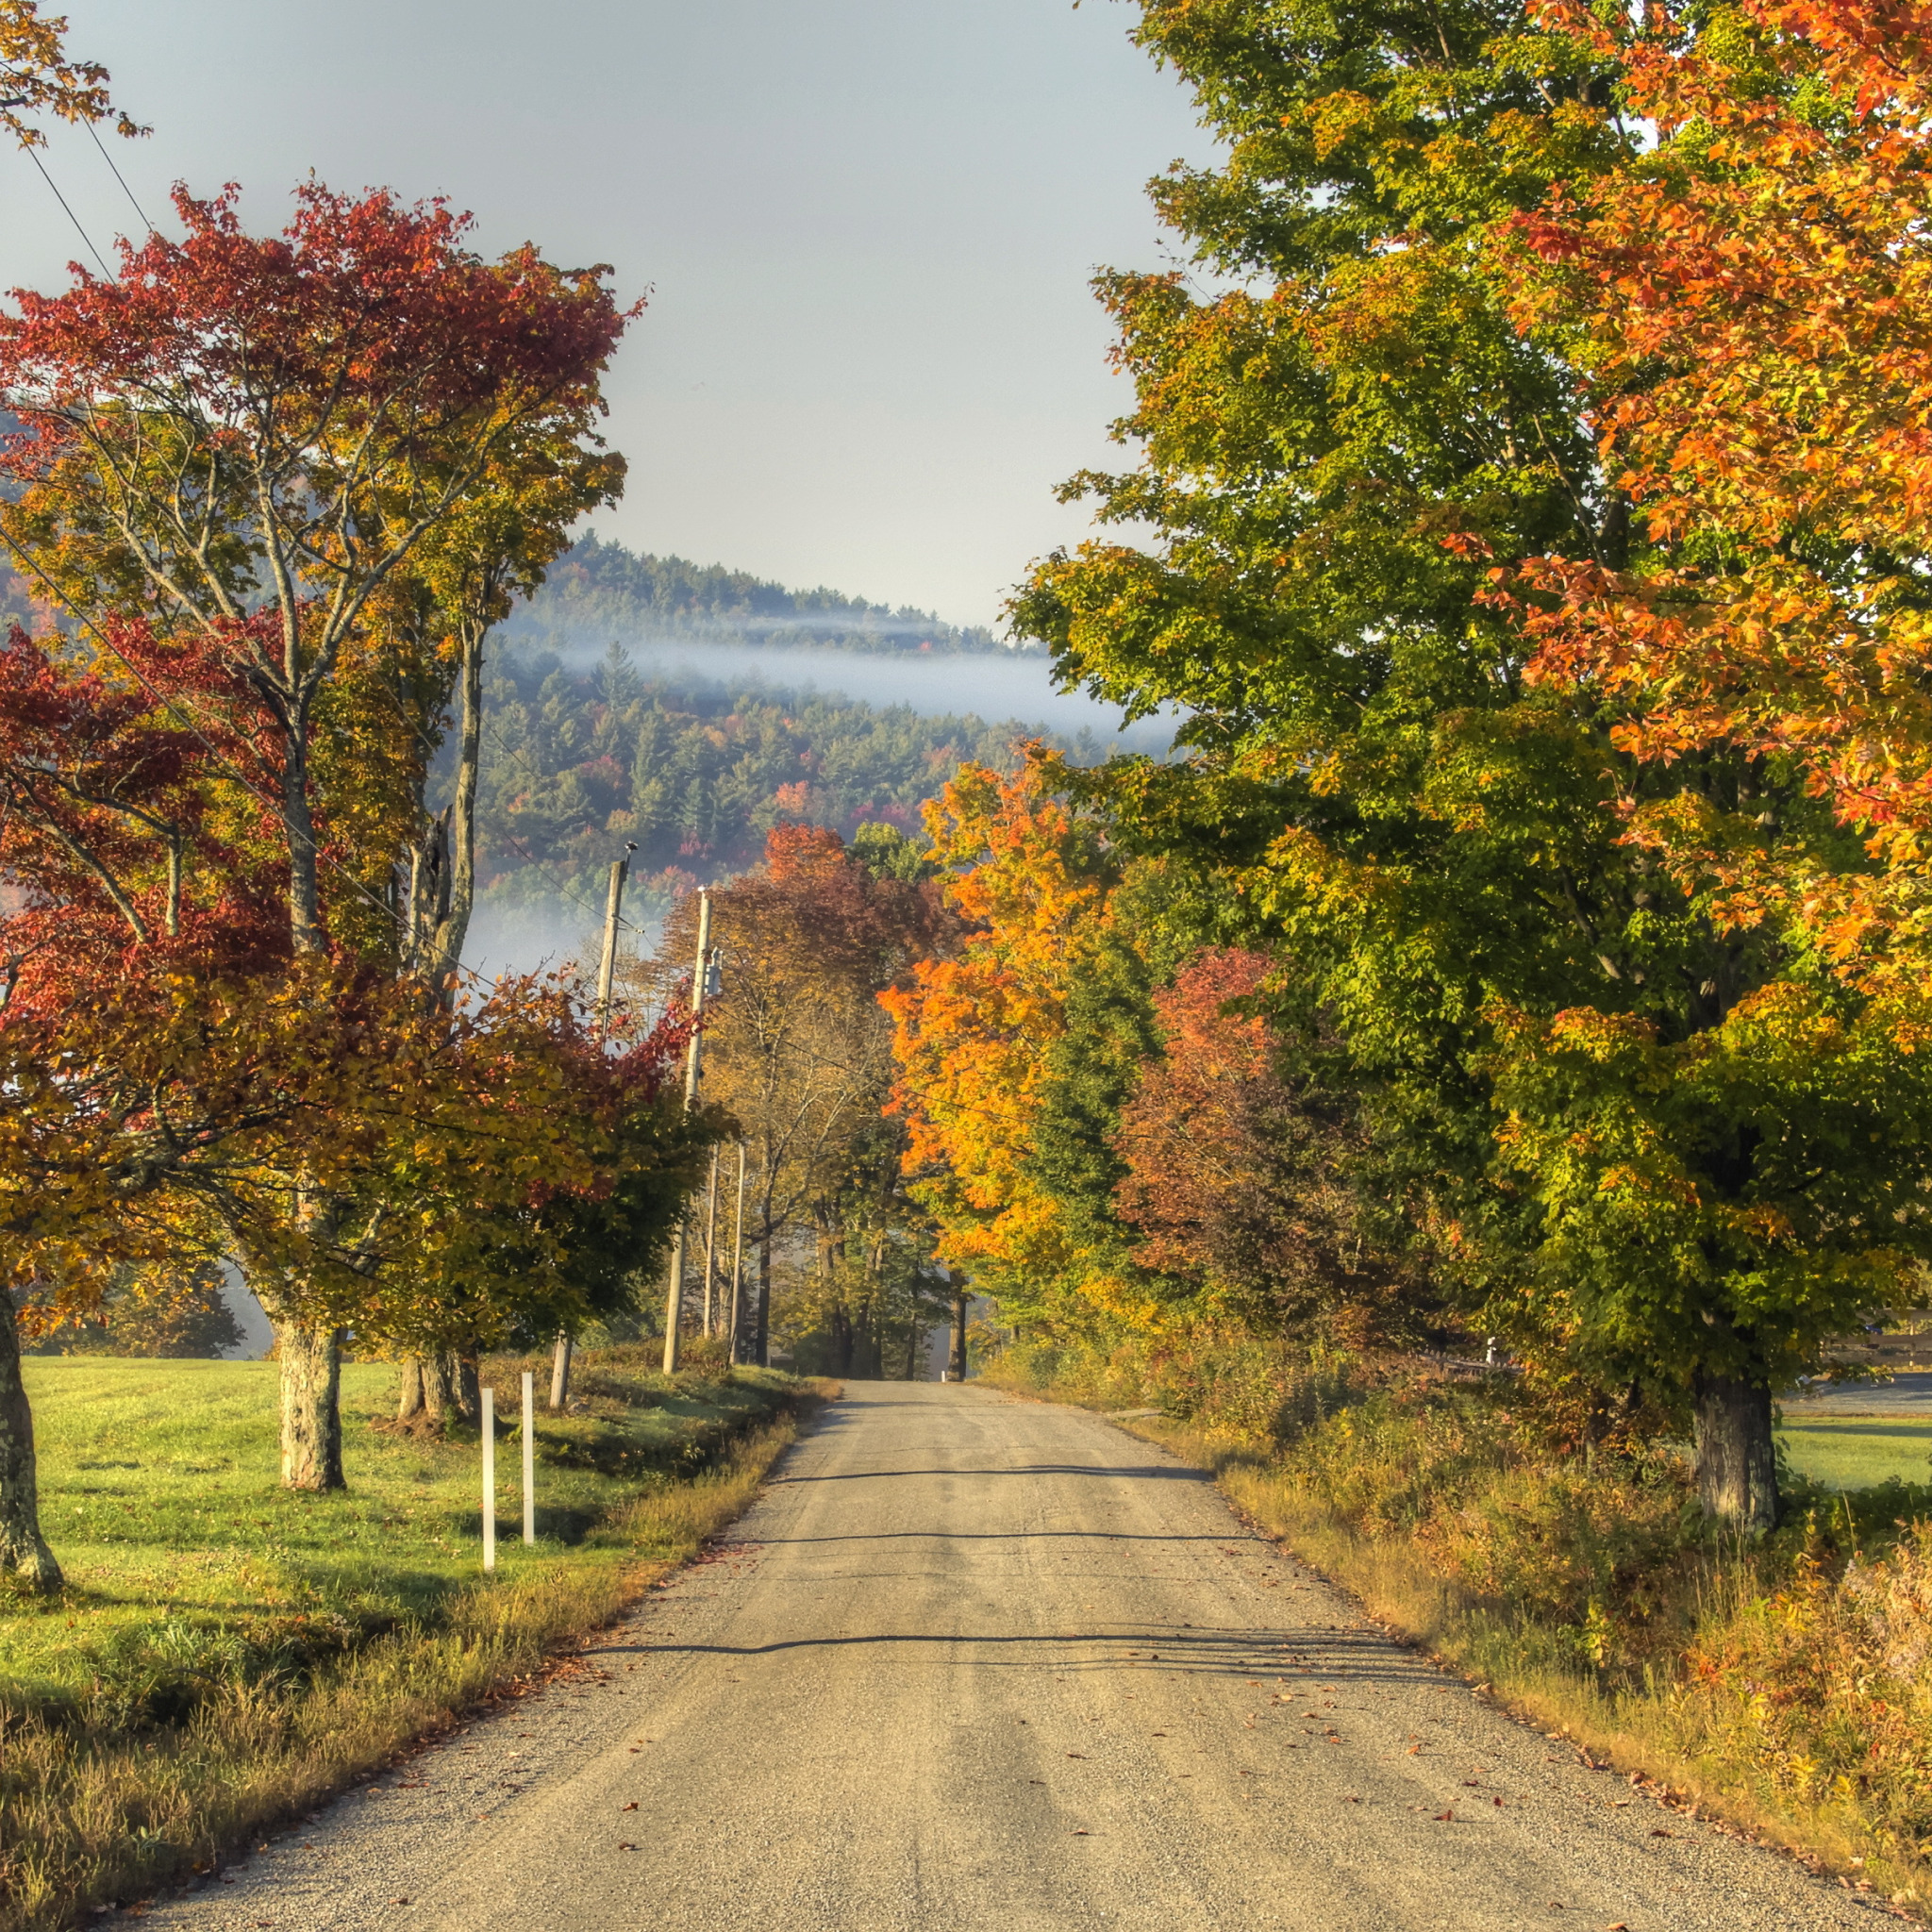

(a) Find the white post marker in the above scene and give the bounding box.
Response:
[481,1384,496,1574]
[521,1369,536,1545]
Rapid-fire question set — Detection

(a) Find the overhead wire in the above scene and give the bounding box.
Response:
[21,142,111,276]
[84,120,154,235]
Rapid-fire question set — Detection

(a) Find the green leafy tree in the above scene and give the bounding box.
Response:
[1008,0,1917,1527]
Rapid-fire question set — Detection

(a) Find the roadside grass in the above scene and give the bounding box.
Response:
[0,1348,828,1932]
[988,1341,1932,1919]
[1779,1417,1932,1491]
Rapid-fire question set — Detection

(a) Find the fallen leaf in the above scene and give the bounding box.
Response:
[1651,1828,1674,1839]
[1071,1829,1089,1837]
[622,1802,639,1811]
[1066,1753,1087,1759]
[618,1841,636,1852]
[1435,1810,1454,1823]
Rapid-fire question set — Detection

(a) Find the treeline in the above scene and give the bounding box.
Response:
[502,531,1008,656]
[883,0,1932,1540]
[470,642,1081,943]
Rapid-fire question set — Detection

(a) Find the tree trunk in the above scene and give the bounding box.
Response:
[0,1292,60,1590]
[396,1355,426,1424]
[455,1351,480,1424]
[278,1320,345,1491]
[755,1233,773,1367]
[423,1351,458,1427]
[948,1291,968,1382]
[1694,1369,1777,1532]
[831,1304,854,1376]
[425,616,484,991]
[905,1314,919,1382]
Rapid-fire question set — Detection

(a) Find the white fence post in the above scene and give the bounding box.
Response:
[521,1369,535,1545]
[481,1385,496,1574]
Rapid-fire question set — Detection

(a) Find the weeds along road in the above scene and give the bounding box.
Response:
[153,1384,1879,1932]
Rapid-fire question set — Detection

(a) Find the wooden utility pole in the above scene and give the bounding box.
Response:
[948,1284,969,1383]
[662,888,713,1374]
[726,1141,747,1362]
[700,1145,721,1338]
[554,856,627,1413]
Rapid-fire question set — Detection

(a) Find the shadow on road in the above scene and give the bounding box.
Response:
[772,1463,1210,1485]
[595,1624,1441,1684]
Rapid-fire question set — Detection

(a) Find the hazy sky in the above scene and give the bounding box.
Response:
[6,1,1214,628]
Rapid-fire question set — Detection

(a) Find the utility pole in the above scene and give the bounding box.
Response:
[662,887,713,1374]
[726,1141,747,1362]
[555,854,627,1413]
[700,1144,721,1338]
[948,1279,969,1383]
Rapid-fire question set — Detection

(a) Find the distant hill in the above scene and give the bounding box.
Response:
[465,641,1084,971]
[503,533,1022,657]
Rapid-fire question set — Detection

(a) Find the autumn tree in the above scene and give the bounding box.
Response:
[0,0,141,149]
[999,0,1923,1526]
[0,182,638,1493]
[645,824,945,1367]
[1114,948,1423,1344]
[1500,0,1932,992]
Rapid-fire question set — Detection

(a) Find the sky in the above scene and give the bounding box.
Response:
[5,0,1216,629]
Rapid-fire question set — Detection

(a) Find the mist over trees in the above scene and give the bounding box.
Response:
[463,641,1113,967]
[503,532,1017,657]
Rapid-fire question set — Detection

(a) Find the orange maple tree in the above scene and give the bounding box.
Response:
[1502,0,1932,986]
[882,754,1124,1308]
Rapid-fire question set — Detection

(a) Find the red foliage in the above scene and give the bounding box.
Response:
[1114,948,1404,1334]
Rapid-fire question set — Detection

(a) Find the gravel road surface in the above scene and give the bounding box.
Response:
[147,1382,1889,1931]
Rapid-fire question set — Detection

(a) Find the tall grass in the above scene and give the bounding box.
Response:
[0,1394,822,1931]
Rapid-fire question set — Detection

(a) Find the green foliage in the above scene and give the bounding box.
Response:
[997,0,1923,1495]
[17,1269,242,1360]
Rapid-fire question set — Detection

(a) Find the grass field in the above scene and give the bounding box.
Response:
[1777,1416,1932,1491]
[0,1349,823,1930]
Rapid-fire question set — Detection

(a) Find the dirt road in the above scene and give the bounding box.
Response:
[149,1383,1886,1930]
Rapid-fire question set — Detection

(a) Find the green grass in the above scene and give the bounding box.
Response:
[1778,1417,1932,1491]
[0,1348,824,1930]
[5,1349,791,1722]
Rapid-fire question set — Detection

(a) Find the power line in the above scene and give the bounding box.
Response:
[85,120,153,236]
[22,144,110,276]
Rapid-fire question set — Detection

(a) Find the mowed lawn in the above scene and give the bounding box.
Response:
[1778,1415,1932,1491]
[5,1351,793,1719]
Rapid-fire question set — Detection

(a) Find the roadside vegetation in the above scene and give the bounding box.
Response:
[0,1351,824,1930]
[991,1339,1932,1912]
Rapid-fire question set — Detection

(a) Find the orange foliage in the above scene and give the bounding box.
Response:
[881,755,1111,1286]
[1503,0,1932,984]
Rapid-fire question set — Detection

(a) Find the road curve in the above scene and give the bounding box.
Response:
[149,1382,1884,1931]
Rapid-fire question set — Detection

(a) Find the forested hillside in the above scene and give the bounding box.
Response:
[503,532,1011,656]
[470,641,1047,960]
